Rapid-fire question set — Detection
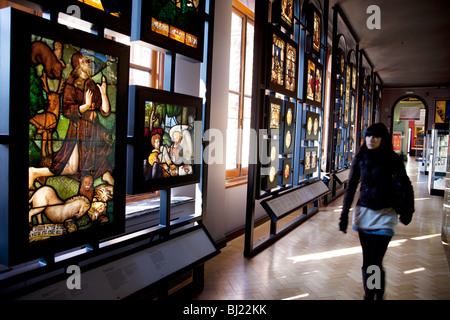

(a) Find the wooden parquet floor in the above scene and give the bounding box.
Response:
[195,158,450,300]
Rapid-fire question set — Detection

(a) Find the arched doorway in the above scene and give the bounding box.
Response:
[391,96,427,159]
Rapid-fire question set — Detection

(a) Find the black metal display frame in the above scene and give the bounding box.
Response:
[323,4,377,204]
[136,0,206,62]
[259,179,329,245]
[31,0,133,36]
[266,24,299,98]
[0,0,217,300]
[127,86,203,194]
[244,0,330,258]
[357,51,376,146]
[0,7,130,267]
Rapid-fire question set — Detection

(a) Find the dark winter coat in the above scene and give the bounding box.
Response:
[341,146,415,227]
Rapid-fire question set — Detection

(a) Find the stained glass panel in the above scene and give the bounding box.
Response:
[143,102,197,181]
[285,43,296,92]
[306,59,315,102]
[271,34,285,87]
[312,11,321,54]
[28,35,119,243]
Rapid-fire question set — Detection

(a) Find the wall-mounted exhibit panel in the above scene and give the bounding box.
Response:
[0,7,130,267]
[259,95,297,194]
[266,95,283,131]
[31,0,133,36]
[303,55,323,107]
[132,0,206,62]
[271,0,295,35]
[267,25,299,98]
[304,110,320,141]
[127,86,202,194]
[305,3,322,57]
[303,146,318,175]
[282,101,296,154]
[261,136,280,192]
[281,157,293,185]
[299,107,321,180]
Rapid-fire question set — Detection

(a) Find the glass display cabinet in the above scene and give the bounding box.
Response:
[443,131,450,250]
[428,123,449,196]
[419,130,431,175]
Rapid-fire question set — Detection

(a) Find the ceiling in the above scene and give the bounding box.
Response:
[328,0,450,88]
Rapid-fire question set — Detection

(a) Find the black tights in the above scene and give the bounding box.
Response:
[358,231,392,300]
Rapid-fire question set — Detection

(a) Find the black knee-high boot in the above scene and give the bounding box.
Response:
[375,267,385,300]
[361,268,375,300]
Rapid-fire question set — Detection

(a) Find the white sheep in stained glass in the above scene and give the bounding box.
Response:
[29,186,90,225]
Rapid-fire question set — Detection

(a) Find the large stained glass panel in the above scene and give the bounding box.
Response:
[28,36,119,243]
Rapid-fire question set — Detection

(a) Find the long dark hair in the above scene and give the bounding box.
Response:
[360,122,394,155]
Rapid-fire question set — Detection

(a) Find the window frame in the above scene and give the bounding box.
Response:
[226,1,254,184]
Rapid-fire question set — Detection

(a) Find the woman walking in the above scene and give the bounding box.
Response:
[339,122,415,300]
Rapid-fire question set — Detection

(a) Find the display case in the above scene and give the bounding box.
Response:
[428,123,449,196]
[442,130,450,249]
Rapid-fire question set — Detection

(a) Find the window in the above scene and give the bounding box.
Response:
[102,29,165,90]
[102,33,165,201]
[127,46,164,203]
[226,1,254,183]
[129,43,165,89]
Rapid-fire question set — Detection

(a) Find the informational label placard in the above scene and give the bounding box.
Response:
[263,180,329,219]
[335,169,350,184]
[19,227,218,300]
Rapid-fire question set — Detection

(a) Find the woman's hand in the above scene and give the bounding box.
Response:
[339,213,348,233]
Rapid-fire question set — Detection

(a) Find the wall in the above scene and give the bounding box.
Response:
[380,87,450,132]
[204,0,232,243]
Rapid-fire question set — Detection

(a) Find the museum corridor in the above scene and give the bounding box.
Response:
[195,157,450,300]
